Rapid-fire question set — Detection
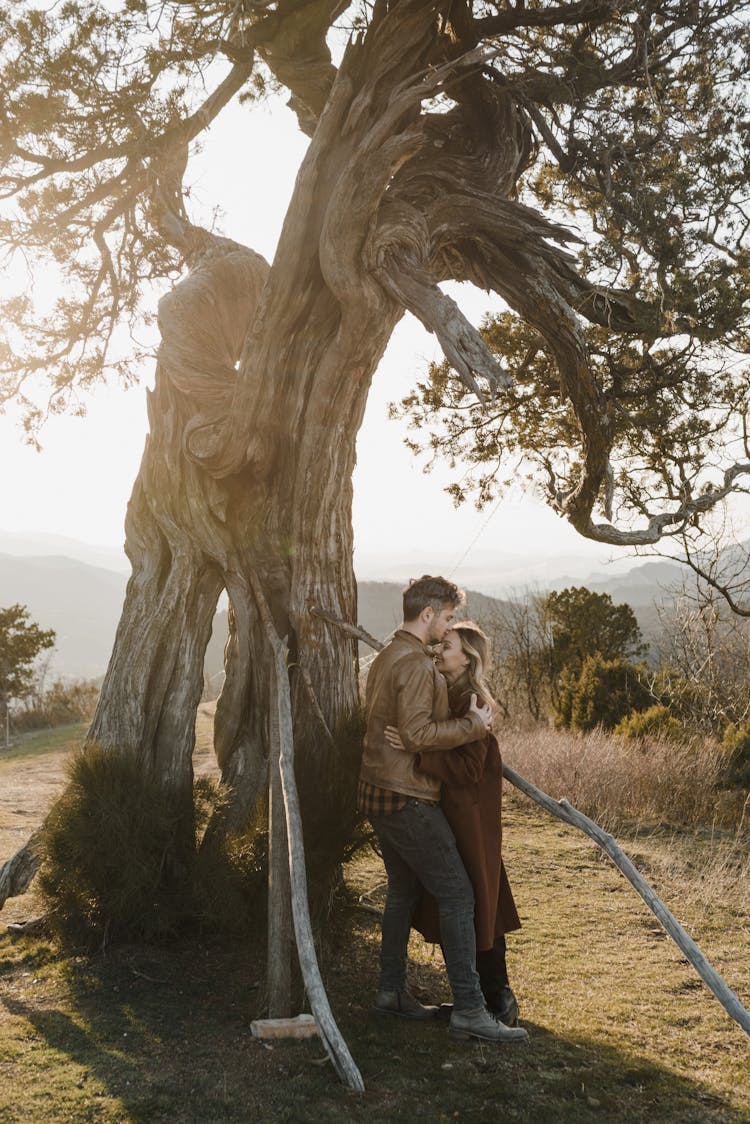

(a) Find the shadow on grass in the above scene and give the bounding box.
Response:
[1,918,745,1124]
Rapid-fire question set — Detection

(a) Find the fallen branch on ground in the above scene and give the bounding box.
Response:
[0,832,42,910]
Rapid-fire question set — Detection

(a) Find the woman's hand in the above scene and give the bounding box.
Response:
[469,693,492,730]
[384,725,406,751]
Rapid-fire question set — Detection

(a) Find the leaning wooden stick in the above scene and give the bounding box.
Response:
[267,679,293,1018]
[314,607,750,1043]
[253,582,365,1092]
[503,764,750,1041]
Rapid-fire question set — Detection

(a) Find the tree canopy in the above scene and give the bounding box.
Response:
[1,0,749,544]
[544,585,646,677]
[0,603,55,704]
[389,4,750,552]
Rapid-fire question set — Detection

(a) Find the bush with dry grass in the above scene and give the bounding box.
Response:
[37,746,195,948]
[614,704,685,743]
[37,750,270,949]
[721,721,750,788]
[12,678,99,733]
[36,704,369,949]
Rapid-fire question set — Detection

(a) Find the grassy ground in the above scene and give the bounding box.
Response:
[0,722,89,765]
[1,730,749,1122]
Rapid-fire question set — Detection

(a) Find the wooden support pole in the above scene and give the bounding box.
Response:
[251,578,365,1092]
[267,693,292,1017]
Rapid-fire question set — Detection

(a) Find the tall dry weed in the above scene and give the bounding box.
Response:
[501,725,750,912]
[501,724,733,830]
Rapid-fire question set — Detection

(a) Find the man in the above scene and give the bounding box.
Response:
[359,575,529,1043]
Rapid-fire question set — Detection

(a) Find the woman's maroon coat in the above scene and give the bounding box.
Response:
[411,678,520,951]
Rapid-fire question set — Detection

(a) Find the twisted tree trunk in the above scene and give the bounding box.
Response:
[86,6,524,878]
[1,0,575,909]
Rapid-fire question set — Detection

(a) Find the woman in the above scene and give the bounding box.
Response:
[385,621,521,1026]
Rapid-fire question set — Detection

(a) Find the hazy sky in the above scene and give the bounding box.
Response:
[0,87,635,583]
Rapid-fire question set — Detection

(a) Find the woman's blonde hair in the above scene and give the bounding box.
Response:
[451,621,495,708]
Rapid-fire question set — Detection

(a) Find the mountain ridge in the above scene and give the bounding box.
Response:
[0,545,688,683]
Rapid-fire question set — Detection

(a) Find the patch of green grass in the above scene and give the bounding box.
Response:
[2,802,749,1122]
[0,722,88,767]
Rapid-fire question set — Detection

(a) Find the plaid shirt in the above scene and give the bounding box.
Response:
[357,779,409,818]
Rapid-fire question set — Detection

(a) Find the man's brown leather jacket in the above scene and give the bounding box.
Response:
[359,629,486,801]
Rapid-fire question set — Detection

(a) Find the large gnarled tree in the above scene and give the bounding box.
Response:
[1,0,749,890]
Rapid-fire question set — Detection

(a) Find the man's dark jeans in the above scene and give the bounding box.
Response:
[371,798,485,1011]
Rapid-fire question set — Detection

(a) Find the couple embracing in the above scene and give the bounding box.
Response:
[358,575,529,1044]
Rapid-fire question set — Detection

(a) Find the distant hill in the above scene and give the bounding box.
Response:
[0,547,692,683]
[0,529,129,573]
[0,553,128,680]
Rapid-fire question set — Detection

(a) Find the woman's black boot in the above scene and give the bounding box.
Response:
[476,937,520,1026]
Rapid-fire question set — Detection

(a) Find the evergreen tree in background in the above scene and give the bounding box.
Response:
[0,605,55,740]
[544,586,647,681]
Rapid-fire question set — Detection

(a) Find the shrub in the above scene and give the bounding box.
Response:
[37,707,370,947]
[37,751,274,948]
[721,722,750,788]
[38,746,198,948]
[192,776,268,935]
[556,655,652,732]
[615,705,685,742]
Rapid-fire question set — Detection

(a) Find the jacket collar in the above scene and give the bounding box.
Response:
[393,628,427,651]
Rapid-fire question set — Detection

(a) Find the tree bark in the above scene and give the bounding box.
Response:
[84,34,408,879]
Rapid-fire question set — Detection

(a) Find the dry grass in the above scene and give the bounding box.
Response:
[502,724,736,830]
[1,803,749,1124]
[501,724,750,914]
[621,812,750,915]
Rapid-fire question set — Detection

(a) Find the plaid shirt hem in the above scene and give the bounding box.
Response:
[358,779,409,818]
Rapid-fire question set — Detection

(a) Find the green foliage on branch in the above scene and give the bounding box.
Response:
[391,2,750,540]
[0,0,270,430]
[544,585,647,680]
[543,585,648,727]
